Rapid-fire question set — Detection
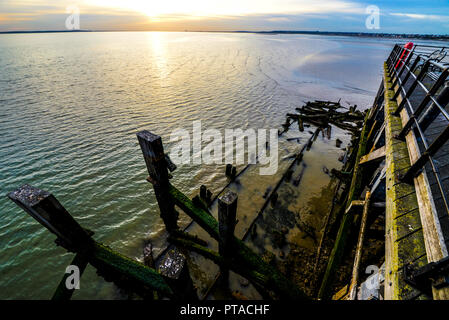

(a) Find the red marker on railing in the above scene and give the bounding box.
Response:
[395,42,414,69]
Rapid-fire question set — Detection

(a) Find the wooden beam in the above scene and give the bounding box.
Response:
[8,185,175,297]
[348,191,372,300]
[8,184,93,250]
[345,200,365,215]
[359,146,386,165]
[168,236,271,292]
[168,183,309,300]
[383,63,428,300]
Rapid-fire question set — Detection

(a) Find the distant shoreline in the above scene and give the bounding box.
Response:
[0,29,448,41]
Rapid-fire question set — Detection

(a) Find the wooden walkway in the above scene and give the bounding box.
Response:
[396,65,449,251]
[386,58,449,300]
[383,63,429,300]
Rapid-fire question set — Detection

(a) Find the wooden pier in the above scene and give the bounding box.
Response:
[325,44,449,300]
[6,43,449,301]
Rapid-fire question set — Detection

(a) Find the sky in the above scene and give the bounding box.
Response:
[0,0,448,34]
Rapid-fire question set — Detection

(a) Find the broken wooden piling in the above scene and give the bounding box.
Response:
[218,189,238,283]
[137,131,178,232]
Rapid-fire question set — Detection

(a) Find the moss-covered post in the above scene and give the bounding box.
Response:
[137,130,178,232]
[218,189,238,283]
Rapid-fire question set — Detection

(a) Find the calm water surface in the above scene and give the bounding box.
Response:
[0,31,425,299]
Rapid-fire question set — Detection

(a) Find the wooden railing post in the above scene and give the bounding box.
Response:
[218,189,237,283]
[7,184,92,251]
[137,130,178,232]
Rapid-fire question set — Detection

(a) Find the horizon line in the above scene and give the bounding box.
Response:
[0,29,448,37]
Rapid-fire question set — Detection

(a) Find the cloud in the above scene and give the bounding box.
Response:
[86,0,366,17]
[390,13,449,21]
[266,17,291,22]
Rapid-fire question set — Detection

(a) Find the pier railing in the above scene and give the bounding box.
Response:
[386,43,449,218]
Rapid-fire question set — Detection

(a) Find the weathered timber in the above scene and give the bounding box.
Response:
[383,63,428,300]
[8,184,93,251]
[344,200,366,215]
[158,249,198,300]
[218,189,237,257]
[137,130,178,232]
[89,242,174,297]
[171,229,208,247]
[393,66,449,300]
[314,140,360,274]
[348,191,371,300]
[168,183,308,300]
[218,189,238,283]
[167,236,270,291]
[318,111,370,300]
[8,184,175,297]
[359,146,386,165]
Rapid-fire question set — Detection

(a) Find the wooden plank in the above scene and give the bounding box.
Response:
[348,191,371,300]
[345,200,365,215]
[332,284,349,300]
[359,146,385,165]
[383,63,428,300]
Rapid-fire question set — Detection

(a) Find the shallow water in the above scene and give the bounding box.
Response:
[1,31,438,299]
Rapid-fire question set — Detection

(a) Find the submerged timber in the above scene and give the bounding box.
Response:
[6,43,449,300]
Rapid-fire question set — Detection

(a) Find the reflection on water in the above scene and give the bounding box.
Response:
[0,31,422,299]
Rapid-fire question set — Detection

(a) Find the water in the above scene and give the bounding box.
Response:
[0,31,430,299]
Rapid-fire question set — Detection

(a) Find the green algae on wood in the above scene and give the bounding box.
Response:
[168,183,309,300]
[382,62,428,300]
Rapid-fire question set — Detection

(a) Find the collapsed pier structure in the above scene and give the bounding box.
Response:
[6,43,449,300]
